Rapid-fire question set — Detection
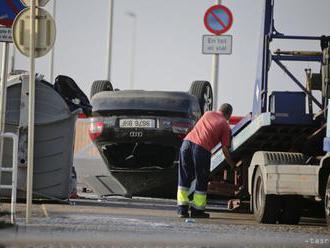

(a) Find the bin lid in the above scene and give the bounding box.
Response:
[6,75,73,125]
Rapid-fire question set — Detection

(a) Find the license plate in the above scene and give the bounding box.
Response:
[119,119,155,128]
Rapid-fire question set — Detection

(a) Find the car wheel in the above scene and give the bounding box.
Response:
[189,81,213,114]
[253,167,281,224]
[90,80,113,98]
[325,174,330,228]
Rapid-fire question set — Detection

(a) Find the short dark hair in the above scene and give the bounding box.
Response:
[219,103,233,118]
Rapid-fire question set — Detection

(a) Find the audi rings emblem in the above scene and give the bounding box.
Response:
[129,131,143,138]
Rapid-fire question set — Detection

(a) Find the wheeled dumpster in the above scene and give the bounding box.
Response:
[0,73,89,199]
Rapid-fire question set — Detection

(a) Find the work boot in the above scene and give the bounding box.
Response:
[177,205,189,218]
[190,207,210,218]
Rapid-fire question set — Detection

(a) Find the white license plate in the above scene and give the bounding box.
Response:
[119,119,155,128]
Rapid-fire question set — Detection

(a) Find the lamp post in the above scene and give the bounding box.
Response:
[106,0,114,81]
[126,12,137,90]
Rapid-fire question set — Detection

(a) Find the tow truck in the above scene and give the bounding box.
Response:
[207,0,330,226]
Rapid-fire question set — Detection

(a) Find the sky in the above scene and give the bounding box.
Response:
[1,0,330,115]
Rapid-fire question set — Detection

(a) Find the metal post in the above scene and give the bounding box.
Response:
[106,0,114,81]
[0,43,9,136]
[127,12,137,90]
[211,49,219,110]
[26,0,36,223]
[10,45,16,74]
[49,0,56,82]
[9,133,18,224]
[0,43,9,190]
[211,0,221,110]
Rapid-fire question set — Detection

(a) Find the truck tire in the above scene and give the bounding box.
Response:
[253,167,281,224]
[278,196,302,225]
[90,80,113,99]
[189,81,213,114]
[325,174,330,228]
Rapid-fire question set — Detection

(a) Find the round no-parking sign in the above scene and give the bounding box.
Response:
[204,5,233,35]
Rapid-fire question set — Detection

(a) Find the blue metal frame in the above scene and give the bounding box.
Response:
[208,0,329,174]
[252,0,274,117]
[272,55,322,62]
[252,0,325,119]
[273,59,323,109]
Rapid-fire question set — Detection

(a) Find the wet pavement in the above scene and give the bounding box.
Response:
[0,198,329,248]
[0,159,329,247]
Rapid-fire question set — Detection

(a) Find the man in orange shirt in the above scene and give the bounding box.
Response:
[177,103,236,218]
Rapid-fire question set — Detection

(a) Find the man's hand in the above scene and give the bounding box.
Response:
[228,161,242,171]
[222,146,236,170]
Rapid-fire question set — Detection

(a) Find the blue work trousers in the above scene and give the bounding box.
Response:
[178,140,211,197]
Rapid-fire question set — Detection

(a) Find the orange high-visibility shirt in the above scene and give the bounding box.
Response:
[185,111,231,152]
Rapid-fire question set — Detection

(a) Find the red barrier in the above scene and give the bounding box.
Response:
[229,116,244,125]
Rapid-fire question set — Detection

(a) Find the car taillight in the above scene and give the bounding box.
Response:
[172,122,192,139]
[78,113,88,119]
[89,118,105,141]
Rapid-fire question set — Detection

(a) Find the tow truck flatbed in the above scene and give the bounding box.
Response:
[210,112,320,174]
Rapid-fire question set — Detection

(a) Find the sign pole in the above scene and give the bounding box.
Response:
[211,0,221,110]
[0,43,9,136]
[0,42,10,190]
[49,0,56,82]
[26,0,36,223]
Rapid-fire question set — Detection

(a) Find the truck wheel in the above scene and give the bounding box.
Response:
[189,81,213,114]
[325,174,330,227]
[278,196,302,225]
[253,167,281,223]
[90,80,113,99]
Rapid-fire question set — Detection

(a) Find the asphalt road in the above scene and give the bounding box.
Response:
[2,158,327,247]
[0,198,329,248]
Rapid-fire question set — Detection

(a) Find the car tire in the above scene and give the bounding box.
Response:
[253,167,281,224]
[189,81,213,114]
[90,80,113,98]
[325,174,330,228]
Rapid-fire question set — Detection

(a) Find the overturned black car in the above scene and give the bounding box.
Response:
[89,80,213,197]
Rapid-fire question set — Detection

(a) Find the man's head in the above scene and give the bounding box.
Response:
[219,103,233,120]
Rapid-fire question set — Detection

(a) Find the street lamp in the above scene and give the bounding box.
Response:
[126,12,137,90]
[106,0,114,81]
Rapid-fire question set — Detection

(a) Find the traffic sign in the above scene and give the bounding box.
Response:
[202,35,232,55]
[0,0,26,27]
[0,27,13,43]
[12,7,56,58]
[204,5,233,35]
[20,0,50,7]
